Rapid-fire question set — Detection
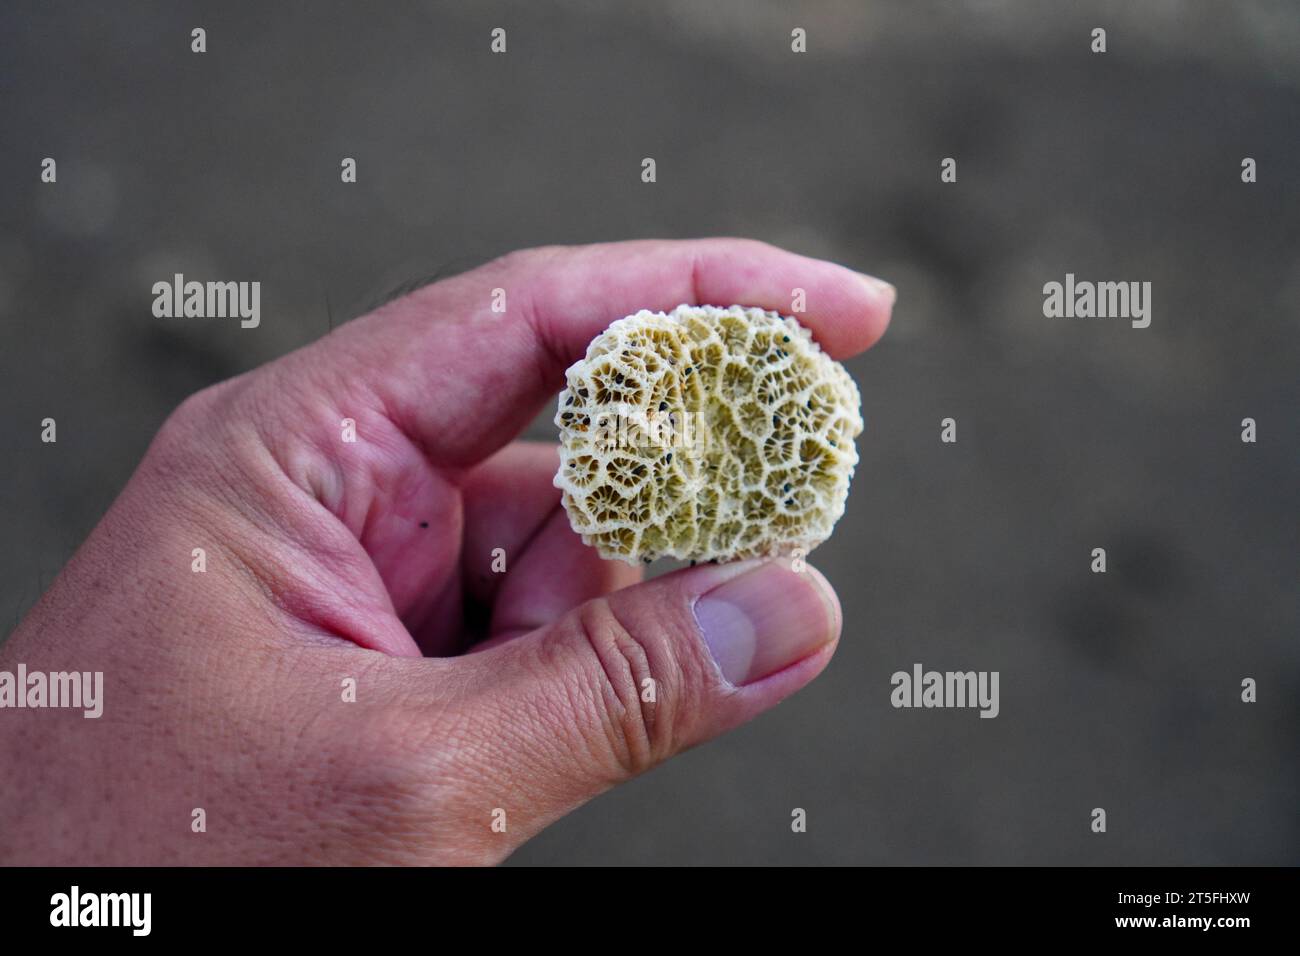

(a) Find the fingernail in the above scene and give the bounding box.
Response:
[692,561,839,686]
[859,273,896,307]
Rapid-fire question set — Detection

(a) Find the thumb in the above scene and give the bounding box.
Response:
[458,557,841,847]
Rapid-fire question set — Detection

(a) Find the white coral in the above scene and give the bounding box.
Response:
[553,304,863,565]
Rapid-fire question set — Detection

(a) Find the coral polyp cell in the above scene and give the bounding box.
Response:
[554,305,863,564]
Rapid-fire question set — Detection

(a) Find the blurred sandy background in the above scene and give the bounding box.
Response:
[1,1,1296,864]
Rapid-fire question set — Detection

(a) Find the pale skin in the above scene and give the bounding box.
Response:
[0,239,893,864]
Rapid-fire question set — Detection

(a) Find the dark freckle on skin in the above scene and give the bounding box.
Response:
[419,521,429,528]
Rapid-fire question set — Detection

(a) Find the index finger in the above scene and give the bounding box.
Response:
[516,238,894,362]
[322,238,895,466]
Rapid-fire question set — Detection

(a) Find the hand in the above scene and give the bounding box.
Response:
[0,239,893,864]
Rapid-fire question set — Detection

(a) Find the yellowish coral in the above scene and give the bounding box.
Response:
[554,305,863,564]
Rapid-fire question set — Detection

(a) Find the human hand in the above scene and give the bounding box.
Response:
[0,239,893,864]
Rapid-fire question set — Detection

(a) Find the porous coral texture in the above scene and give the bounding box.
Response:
[554,304,863,564]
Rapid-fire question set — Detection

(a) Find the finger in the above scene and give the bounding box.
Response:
[457,441,569,606]
[400,440,562,655]
[443,558,841,849]
[513,238,894,361]
[481,506,641,644]
[433,441,639,650]
[317,238,894,467]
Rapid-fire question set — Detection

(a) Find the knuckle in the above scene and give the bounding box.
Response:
[699,236,774,260]
[154,387,218,447]
[492,244,559,274]
[729,236,775,254]
[140,378,262,496]
[152,379,246,454]
[568,600,680,779]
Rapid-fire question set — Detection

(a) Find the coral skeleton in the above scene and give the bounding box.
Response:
[554,305,863,564]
